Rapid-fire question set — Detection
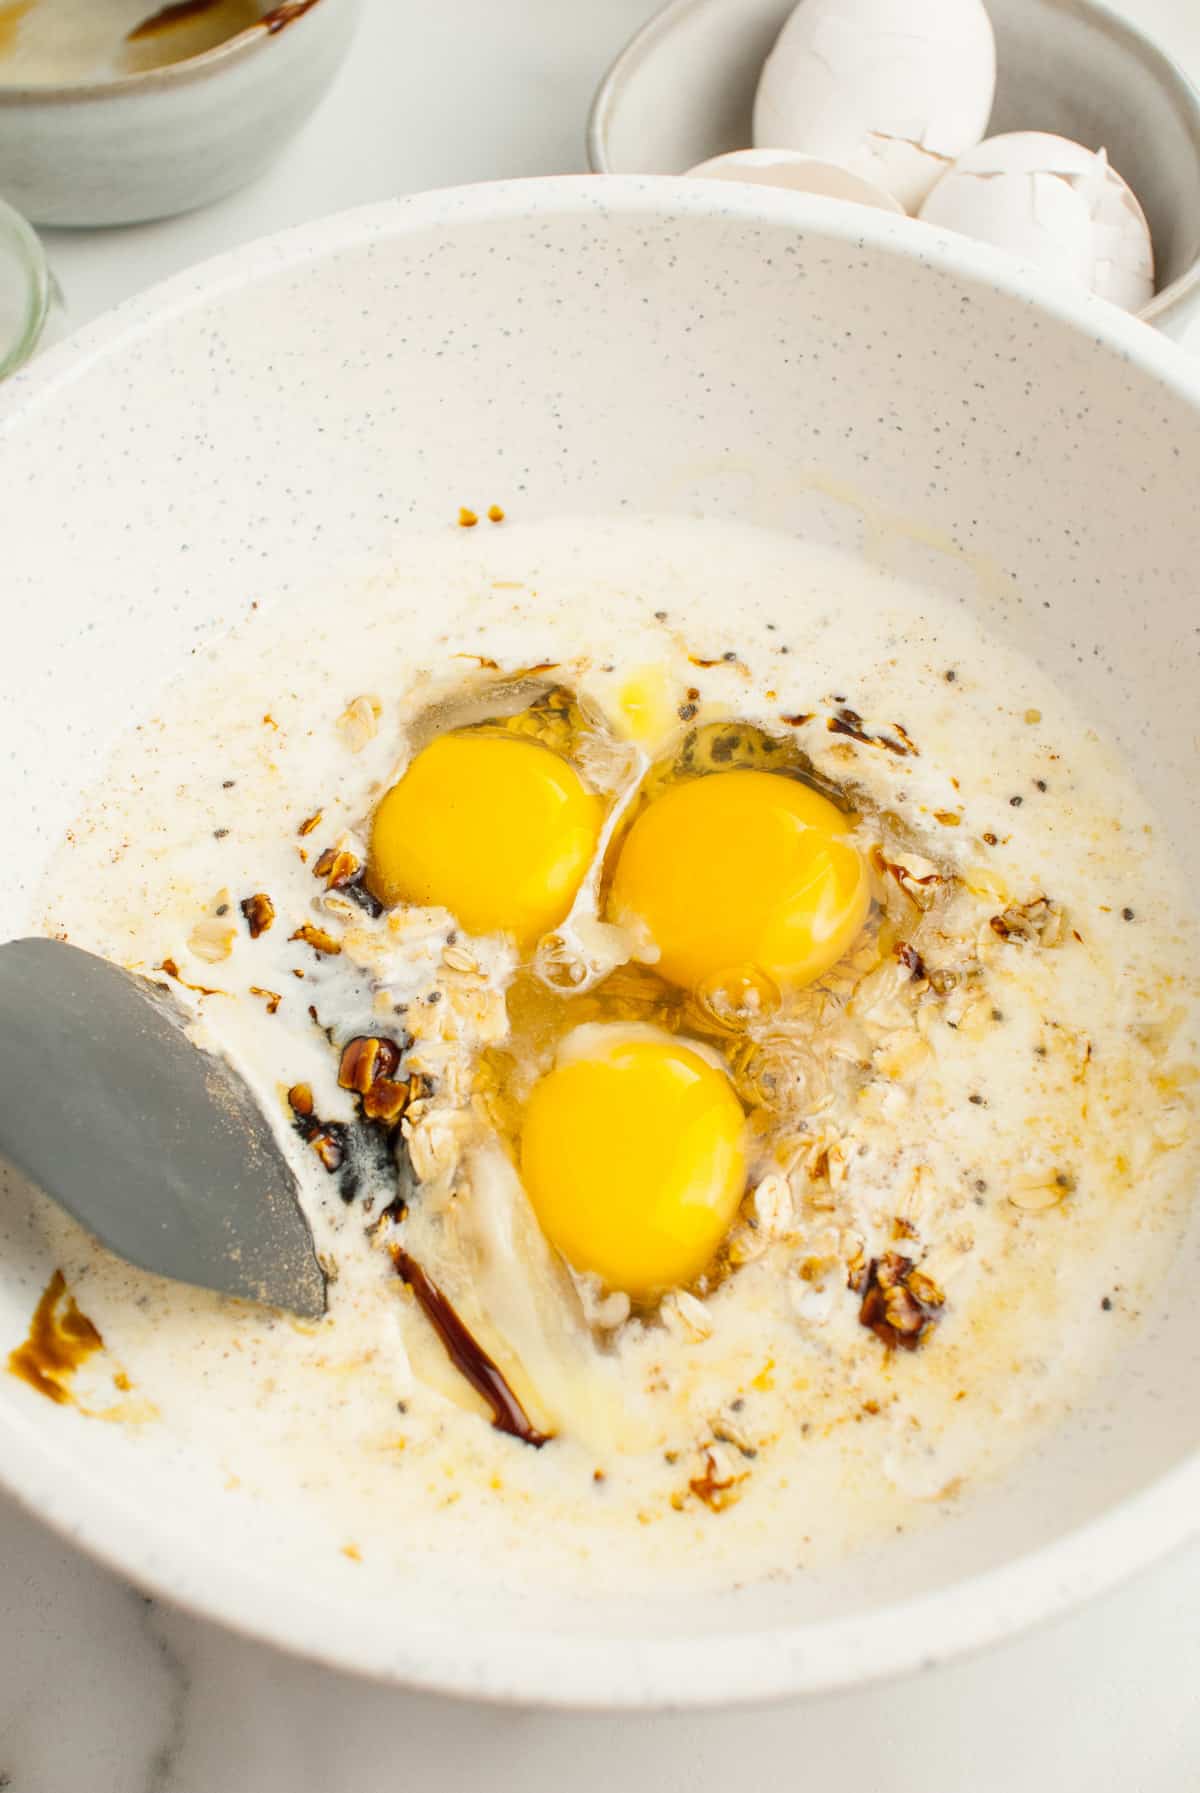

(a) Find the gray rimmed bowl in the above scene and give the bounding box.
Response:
[588,0,1200,341]
[0,0,363,227]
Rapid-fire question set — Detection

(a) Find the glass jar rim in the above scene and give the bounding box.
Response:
[0,194,52,379]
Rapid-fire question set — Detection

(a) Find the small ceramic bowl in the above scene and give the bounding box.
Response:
[0,0,363,227]
[588,0,1200,340]
[0,195,63,378]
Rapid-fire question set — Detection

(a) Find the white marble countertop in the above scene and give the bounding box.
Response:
[4,2,1200,1787]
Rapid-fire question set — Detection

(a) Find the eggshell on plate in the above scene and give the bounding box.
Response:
[919,131,1155,313]
[685,148,905,214]
[753,0,997,213]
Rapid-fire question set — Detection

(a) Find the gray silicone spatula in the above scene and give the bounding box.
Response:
[0,937,326,1319]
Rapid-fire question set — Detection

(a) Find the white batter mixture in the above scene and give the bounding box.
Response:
[28,515,1199,1592]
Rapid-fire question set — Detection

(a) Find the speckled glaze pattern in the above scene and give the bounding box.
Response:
[589,0,1200,341]
[1,178,1199,1707]
[0,0,363,226]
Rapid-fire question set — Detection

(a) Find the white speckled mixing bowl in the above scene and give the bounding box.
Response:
[1,178,1199,1706]
[589,0,1200,340]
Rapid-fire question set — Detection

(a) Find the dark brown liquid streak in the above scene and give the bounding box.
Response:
[827,707,914,757]
[392,1249,550,1448]
[8,1270,103,1404]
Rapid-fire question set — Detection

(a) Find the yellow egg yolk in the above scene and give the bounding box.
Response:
[368,731,602,945]
[520,1031,747,1300]
[607,768,869,996]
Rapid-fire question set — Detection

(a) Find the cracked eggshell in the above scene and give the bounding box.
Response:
[919,132,1156,314]
[753,0,997,214]
[685,148,904,214]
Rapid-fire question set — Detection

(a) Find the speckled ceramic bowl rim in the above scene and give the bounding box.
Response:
[0,0,330,103]
[3,177,1200,1708]
[586,0,1200,335]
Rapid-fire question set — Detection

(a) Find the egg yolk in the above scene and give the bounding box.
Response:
[368,731,602,945]
[608,768,869,996]
[520,1033,747,1300]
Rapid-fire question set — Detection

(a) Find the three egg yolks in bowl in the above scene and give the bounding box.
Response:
[367,722,870,1302]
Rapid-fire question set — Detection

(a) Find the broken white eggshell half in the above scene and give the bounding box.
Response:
[753,0,997,214]
[685,149,904,214]
[919,132,1155,314]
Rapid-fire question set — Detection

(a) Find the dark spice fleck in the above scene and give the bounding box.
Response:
[427,990,442,1004]
[982,831,998,846]
[896,941,927,981]
[215,903,229,917]
[1101,1296,1113,1311]
[1122,907,1135,922]
[990,1007,1004,1022]
[222,779,236,789]
[1035,779,1047,792]
[1008,796,1023,808]
[968,1092,985,1106]
[944,669,957,683]
[678,703,698,721]
[654,609,668,621]
[213,827,229,839]
[974,1178,988,1193]
[722,650,738,662]
[342,876,384,920]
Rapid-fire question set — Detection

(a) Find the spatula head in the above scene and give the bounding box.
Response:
[0,937,326,1320]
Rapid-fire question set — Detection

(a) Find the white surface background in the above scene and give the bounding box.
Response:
[4,1,1200,1787]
